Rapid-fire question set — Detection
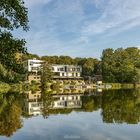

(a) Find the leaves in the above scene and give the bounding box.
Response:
[102,47,140,83]
[0,0,29,31]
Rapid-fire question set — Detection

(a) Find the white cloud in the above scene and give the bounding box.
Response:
[19,0,140,57]
[82,0,140,36]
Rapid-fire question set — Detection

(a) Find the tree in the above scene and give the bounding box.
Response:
[41,63,53,90]
[101,47,140,83]
[0,0,28,31]
[101,48,115,82]
[0,0,29,83]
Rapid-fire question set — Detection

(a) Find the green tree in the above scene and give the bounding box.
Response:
[0,0,29,83]
[0,0,28,31]
[101,47,140,83]
[41,63,53,90]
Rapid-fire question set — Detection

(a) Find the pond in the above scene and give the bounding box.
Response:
[0,89,140,140]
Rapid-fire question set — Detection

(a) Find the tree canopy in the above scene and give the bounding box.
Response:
[0,0,28,31]
[101,47,140,83]
[0,0,29,83]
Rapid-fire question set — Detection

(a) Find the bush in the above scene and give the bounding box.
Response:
[0,82,11,93]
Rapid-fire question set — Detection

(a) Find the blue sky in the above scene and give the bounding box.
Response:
[14,0,140,58]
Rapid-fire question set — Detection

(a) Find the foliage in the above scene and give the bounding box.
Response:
[51,82,61,91]
[41,63,53,90]
[0,93,23,137]
[0,82,11,93]
[0,63,24,83]
[0,0,28,31]
[102,47,140,83]
[41,56,100,76]
[0,33,27,74]
[30,81,40,93]
[0,0,28,83]
[22,53,40,61]
[82,95,101,112]
[101,89,140,124]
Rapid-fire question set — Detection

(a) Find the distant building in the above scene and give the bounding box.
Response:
[24,58,43,73]
[24,59,83,82]
[52,64,82,79]
[24,59,43,83]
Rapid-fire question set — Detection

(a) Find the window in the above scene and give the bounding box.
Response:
[77,68,80,71]
[62,73,65,76]
[32,67,38,70]
[60,68,64,71]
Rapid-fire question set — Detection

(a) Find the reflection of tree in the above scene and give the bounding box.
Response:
[101,89,140,124]
[0,93,23,137]
[41,91,54,118]
[40,89,140,124]
[41,92,83,116]
[82,95,102,112]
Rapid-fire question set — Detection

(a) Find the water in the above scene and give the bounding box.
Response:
[0,89,140,140]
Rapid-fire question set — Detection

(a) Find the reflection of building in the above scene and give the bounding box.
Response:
[50,94,82,109]
[22,91,83,116]
[23,91,43,116]
[23,101,43,116]
[51,87,85,94]
[52,65,82,79]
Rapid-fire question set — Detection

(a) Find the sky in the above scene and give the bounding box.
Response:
[14,0,140,58]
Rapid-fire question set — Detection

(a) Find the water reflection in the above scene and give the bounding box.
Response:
[50,94,82,109]
[22,88,140,125]
[102,89,140,124]
[22,90,43,116]
[0,93,23,137]
[0,88,140,138]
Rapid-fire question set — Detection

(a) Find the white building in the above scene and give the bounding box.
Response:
[52,64,82,78]
[25,59,43,73]
[24,59,82,82]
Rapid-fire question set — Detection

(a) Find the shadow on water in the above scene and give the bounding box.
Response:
[0,87,140,137]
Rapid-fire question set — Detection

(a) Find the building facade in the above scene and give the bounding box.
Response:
[25,59,82,82]
[24,59,43,83]
[24,59,43,73]
[52,64,82,79]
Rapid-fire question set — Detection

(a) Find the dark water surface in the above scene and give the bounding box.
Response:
[0,89,140,140]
